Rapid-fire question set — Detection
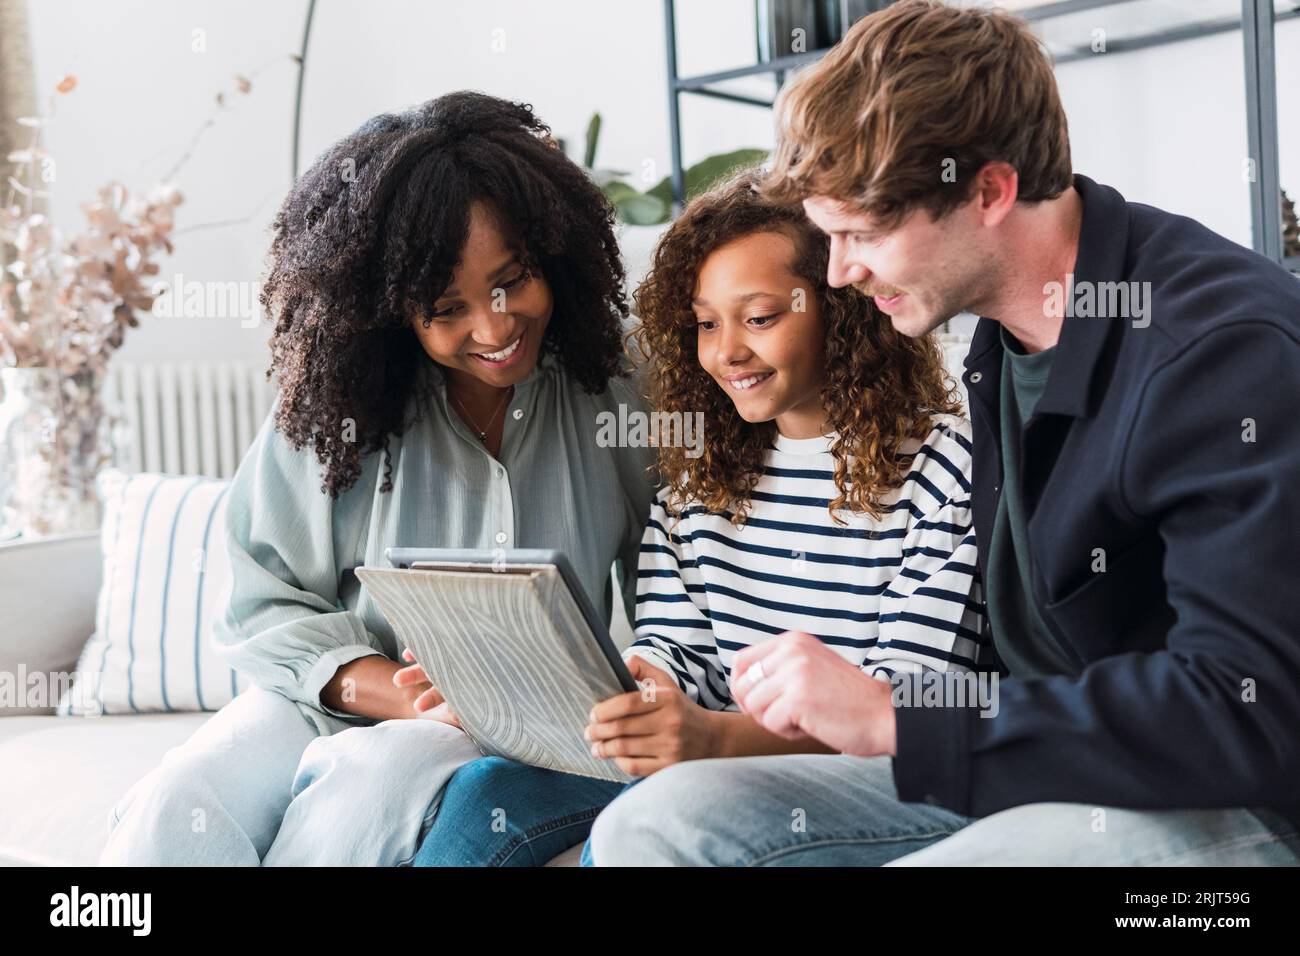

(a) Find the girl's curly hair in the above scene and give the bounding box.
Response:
[262,91,629,497]
[630,170,961,525]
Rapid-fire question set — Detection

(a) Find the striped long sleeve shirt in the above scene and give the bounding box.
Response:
[625,414,985,710]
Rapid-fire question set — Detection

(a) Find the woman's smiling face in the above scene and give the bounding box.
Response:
[410,201,553,389]
[692,229,827,439]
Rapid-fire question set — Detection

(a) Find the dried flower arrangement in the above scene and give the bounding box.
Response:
[0,78,183,373]
[0,65,272,537]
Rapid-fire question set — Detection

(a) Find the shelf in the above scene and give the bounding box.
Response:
[1022,0,1300,64]
[662,0,1294,266]
[667,2,1300,100]
[672,49,826,93]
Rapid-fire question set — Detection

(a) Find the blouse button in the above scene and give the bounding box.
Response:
[496,466,505,478]
[494,531,508,545]
[512,408,524,420]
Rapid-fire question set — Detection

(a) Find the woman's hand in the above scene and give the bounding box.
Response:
[393,648,461,728]
[585,656,718,776]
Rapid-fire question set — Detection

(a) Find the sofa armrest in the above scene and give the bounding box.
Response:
[0,532,101,716]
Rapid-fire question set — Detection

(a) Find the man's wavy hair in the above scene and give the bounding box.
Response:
[262,91,629,497]
[764,0,1072,226]
[630,171,960,525]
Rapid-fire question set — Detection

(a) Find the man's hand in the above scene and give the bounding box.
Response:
[731,631,896,756]
[393,648,461,728]
[585,656,718,776]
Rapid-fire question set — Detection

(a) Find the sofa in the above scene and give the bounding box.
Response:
[0,529,589,867]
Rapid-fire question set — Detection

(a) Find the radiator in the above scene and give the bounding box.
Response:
[104,360,275,479]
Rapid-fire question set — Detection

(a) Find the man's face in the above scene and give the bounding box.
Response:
[801,194,990,338]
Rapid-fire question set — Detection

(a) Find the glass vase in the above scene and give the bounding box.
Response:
[0,366,113,537]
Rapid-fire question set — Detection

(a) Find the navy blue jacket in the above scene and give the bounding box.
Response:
[892,174,1300,823]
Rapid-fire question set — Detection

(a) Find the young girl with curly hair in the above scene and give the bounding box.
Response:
[414,170,986,867]
[100,91,657,866]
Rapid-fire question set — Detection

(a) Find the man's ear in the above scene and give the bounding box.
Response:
[972,161,1020,227]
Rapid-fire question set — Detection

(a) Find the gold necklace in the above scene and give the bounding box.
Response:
[451,387,512,444]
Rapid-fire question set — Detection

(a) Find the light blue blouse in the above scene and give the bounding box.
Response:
[212,352,658,733]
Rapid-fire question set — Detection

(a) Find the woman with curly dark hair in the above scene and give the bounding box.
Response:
[100,91,656,866]
[413,170,986,866]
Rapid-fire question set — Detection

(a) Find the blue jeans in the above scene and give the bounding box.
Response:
[585,753,1300,866]
[414,752,968,867]
[413,756,627,866]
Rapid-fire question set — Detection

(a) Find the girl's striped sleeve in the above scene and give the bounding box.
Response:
[623,492,734,709]
[867,419,985,680]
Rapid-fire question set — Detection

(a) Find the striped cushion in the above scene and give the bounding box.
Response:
[58,472,245,716]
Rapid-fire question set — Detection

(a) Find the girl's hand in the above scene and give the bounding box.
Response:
[585,655,717,776]
[393,648,461,728]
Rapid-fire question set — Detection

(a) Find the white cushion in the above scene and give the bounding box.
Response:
[0,712,211,866]
[58,472,246,716]
[0,533,100,716]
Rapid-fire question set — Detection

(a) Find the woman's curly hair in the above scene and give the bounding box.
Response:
[262,91,629,497]
[630,170,960,525]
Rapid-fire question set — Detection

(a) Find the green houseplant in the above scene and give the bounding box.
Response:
[583,112,767,225]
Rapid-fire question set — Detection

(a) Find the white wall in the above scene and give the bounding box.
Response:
[1055,16,1300,251]
[27,0,304,364]
[23,1,1299,363]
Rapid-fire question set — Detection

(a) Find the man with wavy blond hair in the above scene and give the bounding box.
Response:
[587,0,1300,865]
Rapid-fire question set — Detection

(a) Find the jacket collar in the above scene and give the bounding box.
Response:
[963,173,1131,420]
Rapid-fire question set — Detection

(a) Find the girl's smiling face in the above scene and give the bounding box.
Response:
[410,201,553,391]
[692,229,827,439]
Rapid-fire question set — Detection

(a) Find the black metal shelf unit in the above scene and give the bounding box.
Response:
[662,0,1300,272]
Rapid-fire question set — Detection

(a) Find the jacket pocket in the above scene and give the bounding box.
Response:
[1041,536,1171,660]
